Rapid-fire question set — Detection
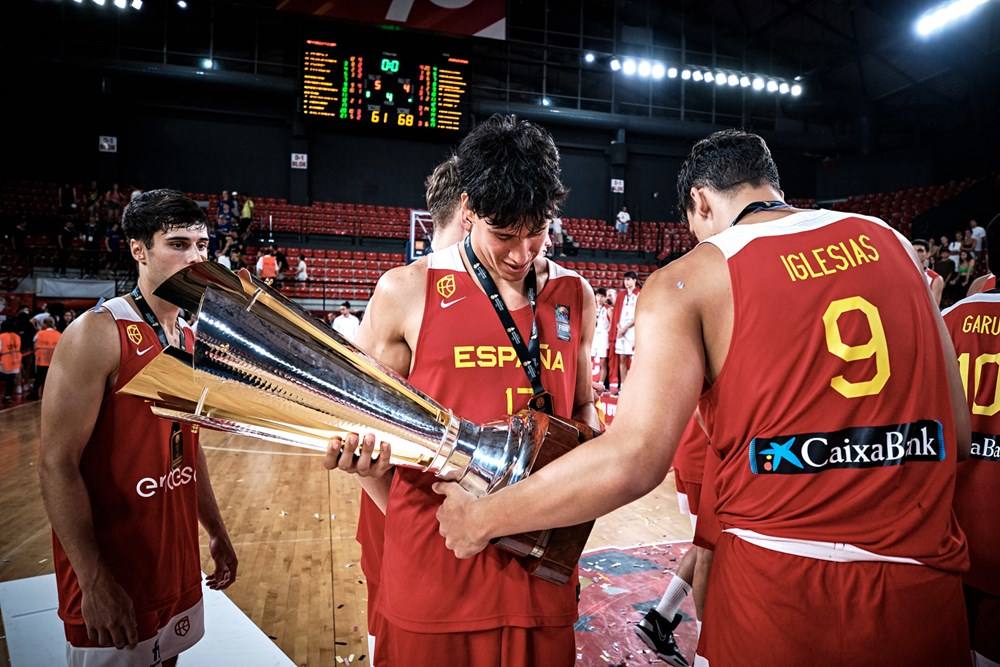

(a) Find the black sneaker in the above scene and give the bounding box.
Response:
[634,609,690,667]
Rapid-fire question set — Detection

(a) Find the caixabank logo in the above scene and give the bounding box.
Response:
[971,433,1000,461]
[749,420,945,474]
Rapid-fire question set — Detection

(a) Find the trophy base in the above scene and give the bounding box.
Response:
[491,412,596,585]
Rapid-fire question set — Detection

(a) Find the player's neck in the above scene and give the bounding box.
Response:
[728,186,789,225]
[135,274,181,330]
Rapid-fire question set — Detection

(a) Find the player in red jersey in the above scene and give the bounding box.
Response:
[942,216,1000,666]
[354,154,471,663]
[967,273,997,297]
[912,239,944,306]
[436,129,972,666]
[39,190,238,666]
[326,115,599,667]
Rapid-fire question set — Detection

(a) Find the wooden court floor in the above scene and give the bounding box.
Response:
[0,401,691,666]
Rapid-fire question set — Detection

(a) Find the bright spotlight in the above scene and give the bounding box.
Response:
[791,83,803,96]
[131,0,142,7]
[638,60,651,77]
[681,69,691,80]
[766,79,779,92]
[177,0,187,8]
[114,0,126,7]
[201,58,214,69]
[915,0,991,37]
[622,58,637,76]
[73,0,83,3]
[752,77,765,91]
[584,52,596,63]
[740,75,751,87]
[727,74,739,86]
[716,73,727,86]
[610,58,621,71]
[779,82,790,94]
[541,97,551,106]
[653,63,667,79]
[704,71,714,82]
[666,66,677,78]
[92,0,106,5]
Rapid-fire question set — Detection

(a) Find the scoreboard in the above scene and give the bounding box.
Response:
[302,39,469,133]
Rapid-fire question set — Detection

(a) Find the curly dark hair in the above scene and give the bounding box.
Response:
[457,114,568,234]
[122,188,206,248]
[425,155,462,233]
[676,129,781,224]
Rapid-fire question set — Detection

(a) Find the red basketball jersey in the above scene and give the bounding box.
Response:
[985,274,997,291]
[380,243,584,633]
[943,293,1000,595]
[53,296,202,625]
[698,209,966,571]
[925,268,941,287]
[673,414,708,485]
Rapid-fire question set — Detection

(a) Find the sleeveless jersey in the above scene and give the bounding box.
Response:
[380,243,584,633]
[985,274,996,291]
[698,209,967,571]
[673,414,708,485]
[34,328,61,367]
[925,268,941,287]
[943,293,1000,595]
[53,297,202,625]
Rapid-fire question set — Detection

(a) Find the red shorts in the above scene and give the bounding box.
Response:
[375,620,575,667]
[674,476,702,518]
[697,534,970,666]
[966,585,1000,662]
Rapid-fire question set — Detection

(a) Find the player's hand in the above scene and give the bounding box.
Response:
[324,432,392,479]
[80,567,138,649]
[205,530,238,590]
[432,482,490,559]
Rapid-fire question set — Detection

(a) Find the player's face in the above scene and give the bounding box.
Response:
[133,226,209,289]
[914,246,927,264]
[623,276,637,291]
[469,214,548,283]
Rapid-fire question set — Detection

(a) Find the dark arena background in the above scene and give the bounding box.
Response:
[1,1,999,666]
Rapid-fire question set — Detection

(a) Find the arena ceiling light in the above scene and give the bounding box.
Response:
[715,73,727,86]
[541,97,551,106]
[691,70,703,81]
[727,73,739,86]
[113,0,126,7]
[680,69,691,80]
[201,58,214,69]
[177,0,188,8]
[752,77,765,90]
[766,79,779,92]
[637,60,652,77]
[653,63,667,79]
[704,71,714,82]
[915,0,993,37]
[740,75,751,87]
[622,58,637,75]
[131,0,142,7]
[584,52,595,64]
[92,0,106,5]
[609,58,621,72]
[790,83,803,96]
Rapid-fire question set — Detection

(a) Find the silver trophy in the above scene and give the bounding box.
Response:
[119,261,595,584]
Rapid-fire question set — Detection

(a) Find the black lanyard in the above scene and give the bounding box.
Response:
[130,285,185,351]
[463,235,552,415]
[731,200,791,226]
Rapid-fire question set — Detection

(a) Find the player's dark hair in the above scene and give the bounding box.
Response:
[624,271,638,279]
[457,114,568,234]
[595,287,607,296]
[122,189,206,248]
[676,129,781,224]
[987,213,1000,277]
[425,155,463,233]
[911,239,929,251]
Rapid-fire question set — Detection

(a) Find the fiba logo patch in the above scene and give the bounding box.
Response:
[126,324,143,346]
[436,274,456,299]
[174,616,190,637]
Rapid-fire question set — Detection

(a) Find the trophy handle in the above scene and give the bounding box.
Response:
[491,413,597,585]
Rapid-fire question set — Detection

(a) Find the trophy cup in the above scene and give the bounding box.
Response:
[118,261,595,584]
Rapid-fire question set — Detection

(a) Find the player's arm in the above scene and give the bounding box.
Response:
[37,311,139,649]
[573,276,601,431]
[323,263,425,511]
[435,257,710,555]
[930,276,944,307]
[967,274,988,297]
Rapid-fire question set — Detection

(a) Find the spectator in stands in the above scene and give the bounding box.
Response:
[424,155,469,248]
[549,216,564,256]
[58,183,78,215]
[970,219,986,253]
[30,303,51,330]
[103,183,125,223]
[935,248,957,286]
[613,270,640,393]
[961,230,976,257]
[218,189,234,216]
[615,205,631,236]
[215,248,232,270]
[8,218,28,253]
[295,254,308,281]
[58,309,76,333]
[104,221,123,273]
[81,216,102,278]
[229,249,243,271]
[274,246,289,283]
[30,317,60,400]
[83,180,101,215]
[239,194,254,235]
[256,246,279,282]
[948,231,963,257]
[1,318,23,403]
[325,312,337,328]
[912,240,944,307]
[957,251,974,289]
[332,301,360,342]
[56,220,76,276]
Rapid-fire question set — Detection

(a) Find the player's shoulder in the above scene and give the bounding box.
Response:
[942,292,1000,319]
[52,306,120,373]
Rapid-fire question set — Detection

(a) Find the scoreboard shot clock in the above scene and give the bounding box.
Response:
[302,39,469,133]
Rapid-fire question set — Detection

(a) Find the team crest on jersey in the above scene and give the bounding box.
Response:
[174,616,190,637]
[126,324,143,346]
[749,420,944,474]
[436,274,456,299]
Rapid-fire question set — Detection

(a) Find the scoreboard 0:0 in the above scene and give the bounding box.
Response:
[302,39,469,133]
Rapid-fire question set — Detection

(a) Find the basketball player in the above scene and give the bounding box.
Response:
[912,239,944,306]
[354,153,471,663]
[968,272,996,296]
[592,287,612,390]
[38,189,238,666]
[942,215,1000,667]
[326,114,598,666]
[435,129,971,665]
[611,271,639,393]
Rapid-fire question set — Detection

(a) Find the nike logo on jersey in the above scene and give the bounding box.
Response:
[136,346,155,356]
[440,297,467,309]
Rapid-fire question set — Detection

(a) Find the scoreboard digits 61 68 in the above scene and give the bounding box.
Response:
[302,39,469,133]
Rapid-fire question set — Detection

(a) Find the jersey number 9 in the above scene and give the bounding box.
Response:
[822,296,891,399]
